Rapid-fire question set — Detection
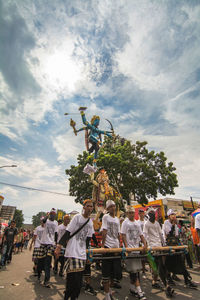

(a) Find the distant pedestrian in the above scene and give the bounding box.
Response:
[0,220,18,266]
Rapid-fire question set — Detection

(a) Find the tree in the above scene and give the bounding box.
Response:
[66,137,178,205]
[32,211,46,228]
[13,209,24,228]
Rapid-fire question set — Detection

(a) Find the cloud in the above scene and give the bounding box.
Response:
[116,1,200,94]
[0,0,40,96]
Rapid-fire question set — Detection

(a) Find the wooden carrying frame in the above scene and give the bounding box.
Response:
[86,245,187,254]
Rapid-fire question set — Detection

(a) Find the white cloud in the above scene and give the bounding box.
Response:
[116,1,200,95]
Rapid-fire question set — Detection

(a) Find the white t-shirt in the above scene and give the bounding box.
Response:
[121,218,143,248]
[65,214,94,260]
[143,220,164,247]
[137,219,145,232]
[40,219,58,245]
[162,219,179,243]
[57,224,67,243]
[34,225,45,248]
[101,214,120,248]
[195,214,200,230]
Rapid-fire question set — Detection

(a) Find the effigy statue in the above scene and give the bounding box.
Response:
[90,167,122,215]
[69,107,113,167]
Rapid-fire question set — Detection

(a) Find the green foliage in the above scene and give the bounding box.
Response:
[32,211,46,228]
[13,209,24,228]
[66,137,178,205]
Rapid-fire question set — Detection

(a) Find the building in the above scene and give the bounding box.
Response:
[162,197,199,219]
[0,205,16,223]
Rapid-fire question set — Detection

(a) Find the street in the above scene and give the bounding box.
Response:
[0,249,200,300]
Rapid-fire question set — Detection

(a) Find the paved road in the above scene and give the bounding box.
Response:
[0,249,200,300]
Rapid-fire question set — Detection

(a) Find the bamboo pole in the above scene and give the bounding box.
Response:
[86,245,187,254]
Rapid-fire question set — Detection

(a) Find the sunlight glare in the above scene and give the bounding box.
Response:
[43,50,82,92]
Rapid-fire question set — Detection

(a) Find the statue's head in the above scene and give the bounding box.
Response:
[97,169,109,184]
[99,167,106,174]
[91,115,100,127]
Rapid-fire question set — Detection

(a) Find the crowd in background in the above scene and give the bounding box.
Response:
[0,221,33,266]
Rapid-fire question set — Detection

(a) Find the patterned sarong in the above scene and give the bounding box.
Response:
[64,257,86,273]
[37,244,55,258]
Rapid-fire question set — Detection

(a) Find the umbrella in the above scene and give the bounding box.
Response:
[192,208,200,217]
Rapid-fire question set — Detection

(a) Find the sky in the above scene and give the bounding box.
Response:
[0,0,200,223]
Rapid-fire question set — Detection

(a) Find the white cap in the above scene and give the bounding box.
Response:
[50,208,57,214]
[167,209,175,216]
[126,206,135,213]
[106,200,116,209]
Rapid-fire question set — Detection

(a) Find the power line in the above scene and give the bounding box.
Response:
[0,181,69,196]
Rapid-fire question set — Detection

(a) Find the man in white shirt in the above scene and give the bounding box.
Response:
[29,217,45,275]
[163,209,197,289]
[137,208,147,278]
[54,214,70,276]
[195,206,200,239]
[101,200,121,300]
[55,199,94,300]
[137,209,145,231]
[143,210,174,297]
[121,206,147,300]
[37,208,58,287]
[162,209,179,244]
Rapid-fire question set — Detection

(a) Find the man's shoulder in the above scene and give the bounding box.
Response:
[88,218,94,228]
[163,219,170,226]
[155,221,161,227]
[196,214,200,220]
[114,216,120,222]
[74,213,81,220]
[144,219,150,226]
[102,214,109,221]
[123,218,129,224]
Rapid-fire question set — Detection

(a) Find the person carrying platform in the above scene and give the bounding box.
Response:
[143,210,174,297]
[121,206,147,300]
[101,200,122,300]
[163,209,197,289]
[54,214,70,277]
[55,199,94,300]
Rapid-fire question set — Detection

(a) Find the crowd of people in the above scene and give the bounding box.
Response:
[1,200,200,300]
[0,221,32,266]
